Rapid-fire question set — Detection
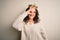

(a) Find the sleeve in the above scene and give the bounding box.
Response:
[40,25,48,40]
[12,11,28,31]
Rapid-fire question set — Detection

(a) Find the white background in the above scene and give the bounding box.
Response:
[0,0,60,40]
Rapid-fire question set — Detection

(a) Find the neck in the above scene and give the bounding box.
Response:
[29,18,33,22]
[28,18,34,24]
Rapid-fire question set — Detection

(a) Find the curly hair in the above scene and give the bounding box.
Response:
[23,4,40,24]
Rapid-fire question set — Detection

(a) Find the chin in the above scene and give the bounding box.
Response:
[30,17,34,19]
[29,16,35,19]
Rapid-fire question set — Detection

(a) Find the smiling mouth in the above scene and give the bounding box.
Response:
[29,14,32,16]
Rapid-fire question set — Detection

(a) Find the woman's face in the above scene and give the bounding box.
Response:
[29,7,36,19]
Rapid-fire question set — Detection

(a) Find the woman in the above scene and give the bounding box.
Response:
[12,4,48,40]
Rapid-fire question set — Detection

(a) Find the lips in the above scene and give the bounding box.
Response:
[29,14,32,16]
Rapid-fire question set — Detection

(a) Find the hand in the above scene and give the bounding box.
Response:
[26,9,31,15]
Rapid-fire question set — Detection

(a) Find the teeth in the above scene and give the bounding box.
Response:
[30,14,32,16]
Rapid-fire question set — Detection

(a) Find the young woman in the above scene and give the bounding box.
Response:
[12,4,48,40]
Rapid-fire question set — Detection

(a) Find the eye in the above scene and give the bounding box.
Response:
[34,11,36,13]
[30,11,32,13]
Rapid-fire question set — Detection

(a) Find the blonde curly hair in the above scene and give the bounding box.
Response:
[28,4,38,9]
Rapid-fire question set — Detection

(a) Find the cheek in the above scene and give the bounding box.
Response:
[31,13,36,18]
[33,13,36,17]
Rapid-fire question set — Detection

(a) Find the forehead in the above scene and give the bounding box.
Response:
[30,6,36,11]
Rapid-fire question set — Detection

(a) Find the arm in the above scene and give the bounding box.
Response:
[40,26,48,40]
[12,11,28,31]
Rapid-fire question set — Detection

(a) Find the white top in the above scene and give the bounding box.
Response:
[12,11,48,40]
